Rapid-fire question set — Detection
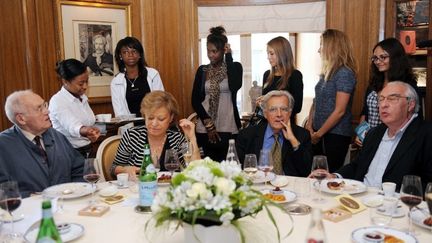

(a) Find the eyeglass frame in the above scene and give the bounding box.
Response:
[265,106,291,114]
[371,54,390,63]
[378,94,411,104]
[18,101,49,115]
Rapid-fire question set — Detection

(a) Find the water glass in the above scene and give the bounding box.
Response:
[294,178,311,199]
[243,154,258,179]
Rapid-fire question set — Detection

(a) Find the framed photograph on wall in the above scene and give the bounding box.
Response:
[57,0,131,98]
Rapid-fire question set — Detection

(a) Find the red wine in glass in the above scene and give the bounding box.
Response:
[0,198,22,212]
[84,173,101,184]
[401,195,422,209]
[313,172,327,182]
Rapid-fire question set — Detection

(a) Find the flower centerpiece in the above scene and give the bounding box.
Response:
[148,157,291,243]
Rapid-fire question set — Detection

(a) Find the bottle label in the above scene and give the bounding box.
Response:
[144,148,151,155]
[37,237,57,243]
[139,181,157,206]
[42,208,53,219]
[146,164,156,173]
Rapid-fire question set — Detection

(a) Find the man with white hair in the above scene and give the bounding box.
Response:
[0,90,84,197]
[315,81,432,189]
[84,34,114,76]
[236,90,312,177]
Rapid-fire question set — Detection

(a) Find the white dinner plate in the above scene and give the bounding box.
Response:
[410,207,432,230]
[251,171,276,184]
[351,226,418,243]
[157,172,172,186]
[317,179,367,195]
[43,182,94,200]
[261,189,297,204]
[25,222,85,242]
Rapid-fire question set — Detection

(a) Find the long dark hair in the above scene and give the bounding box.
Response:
[56,58,86,82]
[114,37,148,77]
[207,26,227,52]
[369,38,417,92]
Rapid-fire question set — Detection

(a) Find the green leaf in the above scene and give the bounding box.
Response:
[171,173,186,186]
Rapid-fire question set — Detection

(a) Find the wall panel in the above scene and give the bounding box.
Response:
[0,0,381,131]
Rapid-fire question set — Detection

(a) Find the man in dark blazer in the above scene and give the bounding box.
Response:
[236,90,312,177]
[322,82,432,189]
[0,90,84,197]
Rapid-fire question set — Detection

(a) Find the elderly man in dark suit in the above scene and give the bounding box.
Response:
[0,90,84,197]
[236,90,312,177]
[318,81,432,189]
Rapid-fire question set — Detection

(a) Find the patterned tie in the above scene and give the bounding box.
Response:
[34,136,48,164]
[271,134,283,175]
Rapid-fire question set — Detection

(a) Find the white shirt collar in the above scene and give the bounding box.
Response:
[385,113,417,139]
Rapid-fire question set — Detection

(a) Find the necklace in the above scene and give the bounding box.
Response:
[126,75,138,87]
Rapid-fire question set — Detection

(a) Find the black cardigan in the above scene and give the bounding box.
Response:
[191,53,243,130]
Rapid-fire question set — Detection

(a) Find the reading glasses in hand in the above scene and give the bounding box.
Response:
[378,94,410,104]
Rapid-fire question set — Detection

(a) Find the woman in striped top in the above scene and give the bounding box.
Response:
[111,91,200,178]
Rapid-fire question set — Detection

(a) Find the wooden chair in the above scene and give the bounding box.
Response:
[96,135,121,181]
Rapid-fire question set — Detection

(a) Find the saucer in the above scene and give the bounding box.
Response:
[0,212,24,223]
[25,222,85,242]
[375,206,405,218]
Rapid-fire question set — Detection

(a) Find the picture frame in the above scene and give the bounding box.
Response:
[57,0,131,98]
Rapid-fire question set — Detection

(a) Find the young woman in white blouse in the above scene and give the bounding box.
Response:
[111,37,164,118]
[49,58,100,157]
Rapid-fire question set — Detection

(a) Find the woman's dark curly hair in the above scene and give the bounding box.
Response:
[369,38,417,92]
[207,26,227,52]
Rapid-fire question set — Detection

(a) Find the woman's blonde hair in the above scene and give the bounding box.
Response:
[141,91,179,124]
[320,29,357,81]
[265,36,295,89]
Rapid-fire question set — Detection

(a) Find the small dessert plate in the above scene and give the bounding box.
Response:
[99,185,118,197]
[362,195,384,207]
[270,176,289,187]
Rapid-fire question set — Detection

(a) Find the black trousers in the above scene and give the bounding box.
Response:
[312,133,351,173]
[196,132,237,162]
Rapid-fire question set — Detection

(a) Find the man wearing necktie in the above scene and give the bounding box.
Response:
[0,90,84,197]
[236,90,312,177]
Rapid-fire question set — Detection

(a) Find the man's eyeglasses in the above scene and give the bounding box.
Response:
[267,106,290,114]
[378,94,410,104]
[371,55,389,62]
[33,102,49,113]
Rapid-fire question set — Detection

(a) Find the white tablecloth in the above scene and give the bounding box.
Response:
[2,177,432,242]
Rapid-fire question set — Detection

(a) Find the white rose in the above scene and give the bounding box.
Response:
[186,182,208,199]
[214,177,236,195]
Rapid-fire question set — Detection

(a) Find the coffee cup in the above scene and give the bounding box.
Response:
[117,173,129,188]
[382,182,396,197]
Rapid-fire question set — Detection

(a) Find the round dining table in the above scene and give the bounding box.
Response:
[2,176,432,243]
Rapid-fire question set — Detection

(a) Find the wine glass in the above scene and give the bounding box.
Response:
[83,158,100,205]
[400,175,423,235]
[164,149,180,176]
[152,153,161,173]
[425,182,432,233]
[181,141,193,167]
[258,149,273,186]
[0,181,23,240]
[243,154,258,179]
[311,155,328,203]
